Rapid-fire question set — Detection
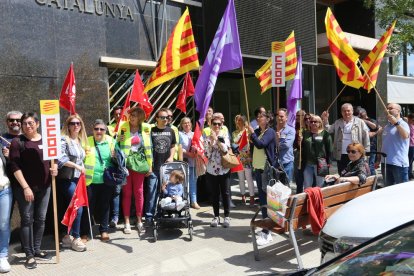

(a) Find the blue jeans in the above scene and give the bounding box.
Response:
[144,172,159,222]
[60,178,83,238]
[282,161,294,184]
[381,164,409,186]
[14,186,51,257]
[303,165,324,189]
[369,152,376,176]
[110,185,121,222]
[88,184,113,233]
[0,186,12,258]
[189,167,197,203]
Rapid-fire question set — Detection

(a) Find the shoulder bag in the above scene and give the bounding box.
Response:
[126,147,150,174]
[220,147,240,169]
[95,140,127,187]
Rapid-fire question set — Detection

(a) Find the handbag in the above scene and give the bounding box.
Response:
[95,140,128,187]
[220,148,240,169]
[56,155,77,179]
[126,147,150,173]
[317,157,329,176]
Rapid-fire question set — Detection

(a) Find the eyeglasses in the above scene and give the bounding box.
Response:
[158,116,168,120]
[69,122,81,126]
[310,121,319,124]
[7,118,20,123]
[212,122,222,126]
[22,121,35,127]
[94,127,106,132]
[347,150,358,154]
[304,117,310,121]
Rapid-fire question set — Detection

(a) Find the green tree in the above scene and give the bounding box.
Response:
[364,0,414,54]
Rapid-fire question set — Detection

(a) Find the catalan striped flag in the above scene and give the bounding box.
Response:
[285,31,297,81]
[360,21,396,91]
[144,8,199,93]
[325,8,364,89]
[255,57,272,94]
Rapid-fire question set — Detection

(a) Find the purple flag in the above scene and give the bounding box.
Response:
[287,47,302,128]
[194,0,242,127]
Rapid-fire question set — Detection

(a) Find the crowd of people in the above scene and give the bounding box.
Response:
[0,101,412,272]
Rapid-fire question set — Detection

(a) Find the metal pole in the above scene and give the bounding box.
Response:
[150,0,158,59]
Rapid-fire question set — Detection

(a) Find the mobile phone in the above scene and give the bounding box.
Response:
[217,136,225,143]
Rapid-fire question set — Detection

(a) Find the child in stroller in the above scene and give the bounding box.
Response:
[160,170,186,211]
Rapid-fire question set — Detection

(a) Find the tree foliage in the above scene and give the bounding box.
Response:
[364,0,414,54]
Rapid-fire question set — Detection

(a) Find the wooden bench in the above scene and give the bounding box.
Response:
[250,175,378,269]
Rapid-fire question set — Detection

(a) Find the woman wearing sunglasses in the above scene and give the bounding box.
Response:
[205,114,232,228]
[298,115,333,189]
[84,119,116,242]
[9,112,58,269]
[57,114,88,252]
[325,142,369,185]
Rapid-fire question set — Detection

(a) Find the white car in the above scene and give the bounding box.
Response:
[319,181,414,263]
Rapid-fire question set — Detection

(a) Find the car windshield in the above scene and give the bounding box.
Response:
[313,224,414,275]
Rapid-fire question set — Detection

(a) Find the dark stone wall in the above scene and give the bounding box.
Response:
[0,0,204,134]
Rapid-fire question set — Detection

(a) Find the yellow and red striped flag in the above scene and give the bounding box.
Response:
[255,57,272,94]
[144,8,199,93]
[255,31,297,93]
[285,31,297,81]
[360,21,396,92]
[325,8,364,89]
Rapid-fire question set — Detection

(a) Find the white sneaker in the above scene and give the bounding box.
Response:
[62,235,73,248]
[124,224,132,234]
[210,217,219,227]
[256,231,273,246]
[0,257,11,273]
[71,238,87,252]
[222,217,230,228]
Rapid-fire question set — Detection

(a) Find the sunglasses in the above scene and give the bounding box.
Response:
[304,117,310,121]
[22,121,36,127]
[158,116,168,120]
[347,150,358,154]
[69,122,81,126]
[94,127,106,132]
[7,118,20,123]
[212,122,222,126]
[310,121,319,124]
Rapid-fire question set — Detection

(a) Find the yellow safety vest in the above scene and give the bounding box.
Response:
[203,126,229,138]
[117,121,153,168]
[107,123,116,137]
[84,135,115,185]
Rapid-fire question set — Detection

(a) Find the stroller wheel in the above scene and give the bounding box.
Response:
[153,228,158,242]
[188,226,193,241]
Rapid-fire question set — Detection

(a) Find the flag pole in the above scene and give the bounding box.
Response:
[241,65,250,122]
[298,104,303,170]
[51,160,60,263]
[326,84,347,112]
[86,206,94,248]
[356,60,388,112]
[277,87,280,111]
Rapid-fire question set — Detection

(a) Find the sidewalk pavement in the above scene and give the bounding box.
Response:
[7,184,322,276]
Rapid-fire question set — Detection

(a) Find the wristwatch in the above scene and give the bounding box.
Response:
[394,121,400,126]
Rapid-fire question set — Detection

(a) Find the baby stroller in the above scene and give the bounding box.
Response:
[153,161,193,242]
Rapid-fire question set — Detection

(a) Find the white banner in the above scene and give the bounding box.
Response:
[271,52,286,87]
[40,100,61,160]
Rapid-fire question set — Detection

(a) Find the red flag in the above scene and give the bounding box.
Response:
[59,63,76,114]
[61,173,89,234]
[176,72,195,114]
[114,91,131,134]
[191,122,207,164]
[238,129,248,150]
[230,157,244,173]
[130,70,153,118]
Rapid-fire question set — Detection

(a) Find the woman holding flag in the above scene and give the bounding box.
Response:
[9,112,58,269]
[118,107,153,235]
[57,114,88,252]
[232,115,255,206]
